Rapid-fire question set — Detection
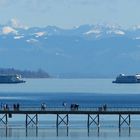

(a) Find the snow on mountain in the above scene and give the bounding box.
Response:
[1,22,140,77]
[84,29,101,35]
[113,30,125,35]
[0,23,133,39]
[2,26,17,35]
[81,24,126,39]
[14,36,24,39]
[134,37,140,40]
[26,38,39,43]
[34,32,46,37]
[106,30,125,35]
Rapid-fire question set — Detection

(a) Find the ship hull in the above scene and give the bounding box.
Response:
[0,74,25,84]
[113,74,140,84]
[0,80,25,84]
[112,80,140,84]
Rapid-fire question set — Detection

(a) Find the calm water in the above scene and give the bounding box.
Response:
[1,78,140,140]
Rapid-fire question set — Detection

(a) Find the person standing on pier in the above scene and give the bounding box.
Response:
[41,103,47,110]
[103,104,107,111]
[13,104,16,111]
[62,101,67,109]
[1,103,3,110]
[17,103,20,111]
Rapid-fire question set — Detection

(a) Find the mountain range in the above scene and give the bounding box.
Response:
[1,20,140,78]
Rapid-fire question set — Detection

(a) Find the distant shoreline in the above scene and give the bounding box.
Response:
[0,68,50,78]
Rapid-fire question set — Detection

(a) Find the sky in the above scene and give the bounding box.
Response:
[0,0,140,28]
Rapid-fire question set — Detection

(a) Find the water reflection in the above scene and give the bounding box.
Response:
[26,127,38,137]
[0,126,138,139]
[119,127,131,137]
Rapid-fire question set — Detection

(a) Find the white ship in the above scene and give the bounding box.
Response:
[113,74,140,83]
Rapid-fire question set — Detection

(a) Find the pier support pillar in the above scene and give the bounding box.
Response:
[119,114,131,136]
[56,114,69,136]
[119,114,131,128]
[0,114,8,126]
[25,114,38,128]
[87,114,100,135]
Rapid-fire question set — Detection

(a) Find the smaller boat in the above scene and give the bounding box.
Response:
[0,74,25,84]
[112,74,140,83]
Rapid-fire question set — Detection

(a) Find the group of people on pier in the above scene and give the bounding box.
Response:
[70,104,79,110]
[1,103,20,111]
[0,102,107,112]
[2,104,9,111]
[13,103,20,111]
[40,102,80,111]
[63,102,79,110]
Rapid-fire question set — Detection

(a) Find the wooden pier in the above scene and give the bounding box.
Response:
[0,107,140,136]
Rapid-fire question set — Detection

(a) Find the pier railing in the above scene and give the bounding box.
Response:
[0,106,140,136]
[1,106,140,112]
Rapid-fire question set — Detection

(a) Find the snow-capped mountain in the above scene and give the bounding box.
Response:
[0,21,140,78]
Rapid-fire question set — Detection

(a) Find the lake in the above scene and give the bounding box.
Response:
[0,78,140,140]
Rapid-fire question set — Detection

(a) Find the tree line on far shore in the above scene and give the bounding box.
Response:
[0,68,50,78]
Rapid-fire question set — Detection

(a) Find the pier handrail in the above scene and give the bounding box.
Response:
[1,106,140,112]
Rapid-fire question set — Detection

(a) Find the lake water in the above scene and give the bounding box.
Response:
[1,78,140,140]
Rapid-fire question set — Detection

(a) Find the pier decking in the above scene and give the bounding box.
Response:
[0,107,140,136]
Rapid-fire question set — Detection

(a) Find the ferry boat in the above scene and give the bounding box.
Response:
[0,74,25,83]
[112,74,140,83]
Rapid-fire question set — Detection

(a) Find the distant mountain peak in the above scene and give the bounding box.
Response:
[0,22,140,77]
[0,22,139,39]
[7,18,28,29]
[34,32,46,37]
[84,29,101,35]
[106,30,125,35]
[2,26,17,35]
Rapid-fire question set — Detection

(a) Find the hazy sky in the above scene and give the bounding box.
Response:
[0,0,140,28]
